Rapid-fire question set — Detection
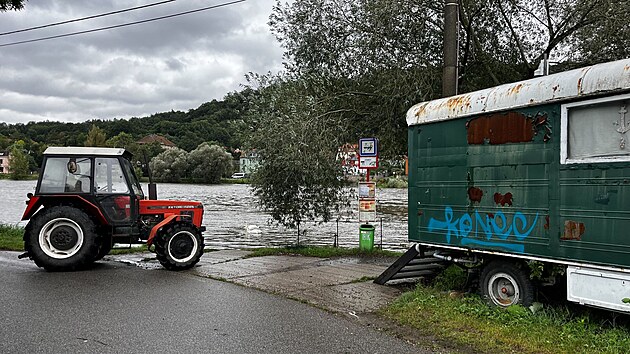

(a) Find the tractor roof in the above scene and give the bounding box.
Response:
[44,147,131,158]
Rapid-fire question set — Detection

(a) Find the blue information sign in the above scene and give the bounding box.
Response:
[358,138,378,157]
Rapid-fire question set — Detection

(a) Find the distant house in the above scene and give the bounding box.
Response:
[337,143,359,176]
[238,149,260,175]
[0,151,9,174]
[137,134,177,150]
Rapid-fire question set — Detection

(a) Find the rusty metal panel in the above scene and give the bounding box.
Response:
[558,166,630,267]
[467,112,535,144]
[562,221,585,240]
[407,58,630,127]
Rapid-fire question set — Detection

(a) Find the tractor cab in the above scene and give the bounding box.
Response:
[29,147,142,227]
[22,147,205,272]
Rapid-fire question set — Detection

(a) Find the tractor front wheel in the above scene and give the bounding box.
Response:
[24,206,100,271]
[155,223,204,270]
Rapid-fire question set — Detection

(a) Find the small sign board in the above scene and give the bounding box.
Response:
[358,182,376,199]
[359,138,378,157]
[358,181,376,222]
[359,199,376,222]
[359,156,378,169]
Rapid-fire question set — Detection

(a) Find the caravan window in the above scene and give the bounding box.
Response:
[561,94,630,164]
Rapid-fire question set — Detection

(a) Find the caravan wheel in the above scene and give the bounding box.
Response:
[480,260,535,307]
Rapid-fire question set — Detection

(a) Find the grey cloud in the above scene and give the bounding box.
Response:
[0,0,284,124]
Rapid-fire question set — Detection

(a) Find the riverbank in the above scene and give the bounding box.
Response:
[139,176,408,188]
[0,174,38,181]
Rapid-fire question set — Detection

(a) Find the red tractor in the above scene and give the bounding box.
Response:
[20,147,206,271]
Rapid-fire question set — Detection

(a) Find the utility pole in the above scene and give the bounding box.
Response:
[443,0,459,97]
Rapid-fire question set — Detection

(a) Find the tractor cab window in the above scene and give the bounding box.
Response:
[95,158,129,194]
[121,158,143,198]
[39,157,92,194]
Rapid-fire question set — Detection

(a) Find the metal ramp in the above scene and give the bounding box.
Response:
[374,244,448,285]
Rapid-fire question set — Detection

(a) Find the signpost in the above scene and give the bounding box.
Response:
[358,138,379,249]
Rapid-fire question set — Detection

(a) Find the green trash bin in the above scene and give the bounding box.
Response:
[359,224,375,251]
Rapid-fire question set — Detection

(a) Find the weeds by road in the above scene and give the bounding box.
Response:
[384,266,630,354]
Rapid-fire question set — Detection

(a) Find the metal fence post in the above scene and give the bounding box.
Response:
[380,217,383,249]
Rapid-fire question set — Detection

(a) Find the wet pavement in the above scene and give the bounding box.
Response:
[0,250,425,354]
[108,250,405,314]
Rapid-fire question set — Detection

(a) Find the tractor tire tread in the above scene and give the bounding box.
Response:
[154,223,204,271]
[24,206,101,271]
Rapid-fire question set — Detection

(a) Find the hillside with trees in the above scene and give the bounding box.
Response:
[0,90,253,170]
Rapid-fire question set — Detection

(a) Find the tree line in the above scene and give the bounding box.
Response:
[0,92,253,177]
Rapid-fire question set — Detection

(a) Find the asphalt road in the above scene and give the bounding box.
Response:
[0,252,419,354]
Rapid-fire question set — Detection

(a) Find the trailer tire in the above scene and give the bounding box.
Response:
[480,260,535,308]
[24,206,100,271]
[155,223,204,270]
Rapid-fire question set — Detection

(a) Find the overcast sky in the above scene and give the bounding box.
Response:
[0,0,285,125]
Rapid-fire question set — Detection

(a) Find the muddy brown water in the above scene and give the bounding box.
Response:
[0,180,409,251]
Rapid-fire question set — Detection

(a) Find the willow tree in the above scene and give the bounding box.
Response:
[458,0,626,90]
[246,73,352,230]
[248,0,629,233]
[269,0,442,156]
[0,0,25,11]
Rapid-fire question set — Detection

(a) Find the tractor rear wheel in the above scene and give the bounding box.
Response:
[94,235,113,261]
[154,223,204,270]
[24,206,100,271]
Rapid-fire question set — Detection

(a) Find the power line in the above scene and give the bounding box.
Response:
[0,0,177,37]
[0,0,247,48]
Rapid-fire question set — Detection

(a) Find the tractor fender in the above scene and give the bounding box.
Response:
[21,196,41,221]
[22,195,108,225]
[147,214,188,246]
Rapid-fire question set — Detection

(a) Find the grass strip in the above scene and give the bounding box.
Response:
[0,224,24,251]
[384,267,630,354]
[109,245,149,255]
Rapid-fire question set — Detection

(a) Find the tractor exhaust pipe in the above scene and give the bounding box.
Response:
[143,150,158,200]
[148,183,157,200]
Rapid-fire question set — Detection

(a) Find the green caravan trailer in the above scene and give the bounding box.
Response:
[406,58,630,312]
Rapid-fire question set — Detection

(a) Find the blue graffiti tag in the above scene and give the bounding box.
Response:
[427,207,538,253]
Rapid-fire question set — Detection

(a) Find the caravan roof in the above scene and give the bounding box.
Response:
[407,58,630,126]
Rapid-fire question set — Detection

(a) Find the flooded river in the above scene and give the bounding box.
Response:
[0,180,409,251]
